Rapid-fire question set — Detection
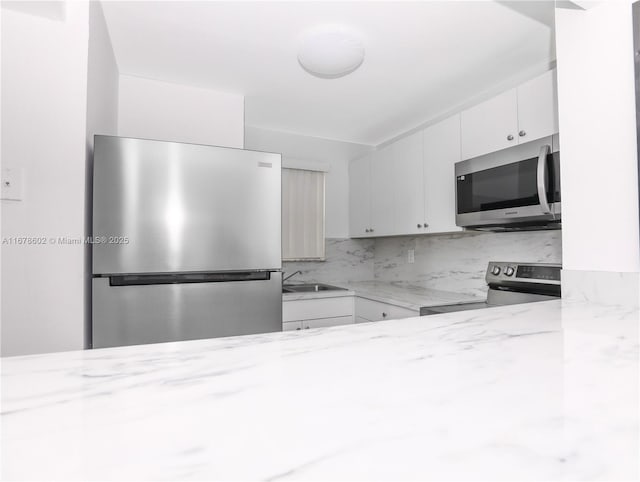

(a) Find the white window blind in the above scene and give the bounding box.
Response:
[282,168,325,260]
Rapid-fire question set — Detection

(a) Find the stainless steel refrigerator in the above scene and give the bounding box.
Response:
[91,136,282,348]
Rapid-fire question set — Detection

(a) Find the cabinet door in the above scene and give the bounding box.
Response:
[355,297,391,322]
[423,115,463,234]
[517,69,558,144]
[349,153,372,237]
[389,304,419,319]
[283,297,354,322]
[370,144,395,236]
[355,297,418,322]
[393,131,425,235]
[283,321,303,331]
[460,89,518,160]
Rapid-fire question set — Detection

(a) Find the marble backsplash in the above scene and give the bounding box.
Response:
[283,238,374,283]
[284,231,562,297]
[374,230,562,297]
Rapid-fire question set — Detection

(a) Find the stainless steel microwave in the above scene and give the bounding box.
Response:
[455,135,561,231]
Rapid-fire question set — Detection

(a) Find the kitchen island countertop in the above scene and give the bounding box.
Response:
[1,299,638,481]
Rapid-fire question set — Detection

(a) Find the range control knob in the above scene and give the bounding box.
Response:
[491,266,501,276]
[505,266,515,277]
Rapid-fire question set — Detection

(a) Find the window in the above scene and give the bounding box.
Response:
[282,168,325,260]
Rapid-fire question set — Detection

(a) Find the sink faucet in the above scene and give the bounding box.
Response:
[283,270,302,283]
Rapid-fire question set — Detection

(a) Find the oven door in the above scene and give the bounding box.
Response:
[455,136,560,228]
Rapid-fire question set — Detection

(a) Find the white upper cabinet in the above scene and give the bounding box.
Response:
[393,131,425,235]
[460,89,518,160]
[348,69,559,238]
[349,122,460,238]
[460,69,559,160]
[371,144,395,236]
[349,134,425,238]
[423,115,462,234]
[348,153,372,237]
[516,69,558,143]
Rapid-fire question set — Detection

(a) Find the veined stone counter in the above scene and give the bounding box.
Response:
[283,280,482,310]
[1,300,638,480]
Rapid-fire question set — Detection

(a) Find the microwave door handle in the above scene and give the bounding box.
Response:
[537,145,552,215]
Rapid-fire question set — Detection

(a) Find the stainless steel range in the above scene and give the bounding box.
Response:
[420,262,561,316]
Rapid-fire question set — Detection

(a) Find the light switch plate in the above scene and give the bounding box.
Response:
[1,168,24,201]
[408,249,415,264]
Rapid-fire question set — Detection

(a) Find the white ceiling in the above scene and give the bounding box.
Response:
[102,1,556,146]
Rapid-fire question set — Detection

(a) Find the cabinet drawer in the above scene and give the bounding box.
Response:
[303,316,353,329]
[283,316,353,331]
[355,297,418,322]
[283,297,353,322]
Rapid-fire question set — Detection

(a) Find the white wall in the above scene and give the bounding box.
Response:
[555,1,639,273]
[1,3,90,356]
[244,126,372,238]
[118,75,244,148]
[87,2,119,148]
[85,0,119,348]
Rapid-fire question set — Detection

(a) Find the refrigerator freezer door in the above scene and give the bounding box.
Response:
[93,136,281,274]
[92,272,282,348]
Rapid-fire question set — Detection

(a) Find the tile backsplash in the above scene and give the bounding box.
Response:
[374,230,562,297]
[283,238,375,283]
[284,231,562,296]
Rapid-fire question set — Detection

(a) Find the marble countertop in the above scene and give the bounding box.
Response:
[2,299,638,481]
[283,280,483,310]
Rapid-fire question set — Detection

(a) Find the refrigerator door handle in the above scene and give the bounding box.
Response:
[108,271,275,287]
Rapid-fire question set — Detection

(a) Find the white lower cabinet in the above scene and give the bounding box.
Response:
[283,296,354,330]
[355,297,418,322]
[283,295,419,330]
[283,317,352,331]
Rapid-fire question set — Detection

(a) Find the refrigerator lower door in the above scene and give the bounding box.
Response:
[92,272,282,349]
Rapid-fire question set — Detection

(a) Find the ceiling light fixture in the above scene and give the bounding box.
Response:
[297,24,365,79]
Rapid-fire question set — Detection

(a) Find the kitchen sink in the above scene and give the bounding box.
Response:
[282,283,347,293]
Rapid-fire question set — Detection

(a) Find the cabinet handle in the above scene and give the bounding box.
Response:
[424,222,428,228]
[417,224,422,228]
[370,228,374,232]
[519,130,526,137]
[305,326,310,329]
[365,229,370,233]
[507,134,514,141]
[382,312,388,318]
[296,327,301,330]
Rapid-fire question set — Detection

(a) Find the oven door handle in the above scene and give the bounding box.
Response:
[537,144,552,215]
